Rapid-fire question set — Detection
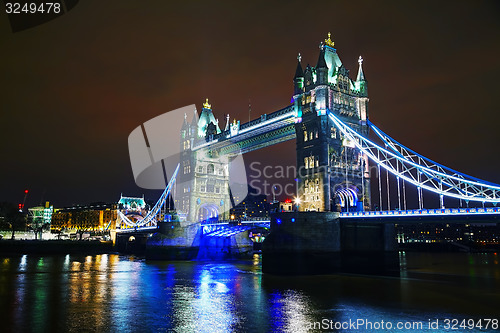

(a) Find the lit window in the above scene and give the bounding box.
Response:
[207,164,215,174]
[308,156,314,169]
[309,132,313,140]
[315,130,318,139]
[304,131,308,142]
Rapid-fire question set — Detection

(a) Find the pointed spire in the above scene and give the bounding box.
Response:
[356,56,366,81]
[191,108,198,126]
[316,48,328,69]
[294,53,304,79]
[181,112,188,129]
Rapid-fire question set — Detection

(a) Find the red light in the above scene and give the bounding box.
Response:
[285,198,292,203]
[24,189,29,194]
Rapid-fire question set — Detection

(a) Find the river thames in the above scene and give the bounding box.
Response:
[0,252,498,332]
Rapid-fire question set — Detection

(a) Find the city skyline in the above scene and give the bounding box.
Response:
[1,1,500,208]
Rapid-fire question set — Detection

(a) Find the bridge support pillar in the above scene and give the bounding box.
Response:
[198,231,254,259]
[145,222,201,260]
[262,212,399,275]
[340,221,399,274]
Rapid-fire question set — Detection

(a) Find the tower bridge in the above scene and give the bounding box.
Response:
[116,34,500,268]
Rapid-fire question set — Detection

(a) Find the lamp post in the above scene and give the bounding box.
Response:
[294,197,301,211]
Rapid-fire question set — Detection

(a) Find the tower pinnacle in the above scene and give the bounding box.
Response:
[203,98,211,109]
[324,32,335,48]
[356,55,365,82]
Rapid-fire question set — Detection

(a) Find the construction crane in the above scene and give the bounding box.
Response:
[19,189,29,212]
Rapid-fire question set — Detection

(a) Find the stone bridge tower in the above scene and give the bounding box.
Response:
[294,33,371,212]
[176,99,232,224]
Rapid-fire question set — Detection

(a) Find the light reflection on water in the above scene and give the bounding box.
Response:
[0,252,498,332]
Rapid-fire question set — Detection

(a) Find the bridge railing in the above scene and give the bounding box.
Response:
[341,207,500,218]
[200,216,271,225]
[328,111,500,204]
[206,105,295,142]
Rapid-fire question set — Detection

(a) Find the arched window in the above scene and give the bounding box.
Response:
[207,164,215,174]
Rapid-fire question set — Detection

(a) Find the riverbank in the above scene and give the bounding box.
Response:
[0,240,115,255]
[400,242,500,252]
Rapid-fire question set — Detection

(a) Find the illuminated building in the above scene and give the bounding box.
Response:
[396,222,500,246]
[51,202,117,232]
[230,186,269,219]
[27,201,54,227]
[116,195,149,228]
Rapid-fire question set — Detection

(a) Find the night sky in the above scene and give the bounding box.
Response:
[1,1,499,208]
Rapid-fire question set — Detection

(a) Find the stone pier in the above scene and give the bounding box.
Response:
[144,222,255,260]
[262,212,398,275]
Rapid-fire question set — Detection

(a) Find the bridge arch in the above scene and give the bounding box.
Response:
[198,203,219,223]
[335,187,358,210]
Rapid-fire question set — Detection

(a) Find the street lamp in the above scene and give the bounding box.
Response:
[294,197,301,211]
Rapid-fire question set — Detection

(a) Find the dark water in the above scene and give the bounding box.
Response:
[0,252,499,332]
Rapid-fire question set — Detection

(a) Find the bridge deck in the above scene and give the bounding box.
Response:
[341,207,500,222]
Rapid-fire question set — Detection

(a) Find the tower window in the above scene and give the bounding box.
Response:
[207,164,215,174]
[304,131,308,142]
[331,127,337,139]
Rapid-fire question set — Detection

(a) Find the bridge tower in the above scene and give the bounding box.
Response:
[176,99,232,224]
[294,33,371,212]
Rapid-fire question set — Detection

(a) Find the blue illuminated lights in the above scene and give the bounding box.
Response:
[291,218,295,223]
[117,164,179,231]
[276,218,282,225]
[327,111,500,203]
[341,207,500,218]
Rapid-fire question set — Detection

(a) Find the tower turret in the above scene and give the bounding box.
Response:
[356,56,368,97]
[197,98,221,138]
[180,113,190,151]
[315,48,328,85]
[303,64,313,91]
[293,53,304,96]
